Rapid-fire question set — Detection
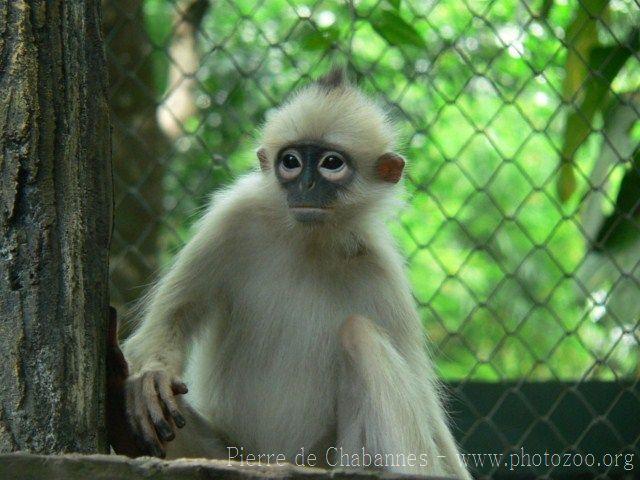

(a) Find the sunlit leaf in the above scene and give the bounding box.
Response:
[596,149,640,251]
[384,0,401,10]
[299,26,342,51]
[538,0,554,20]
[581,99,638,241]
[369,9,425,48]
[561,0,609,102]
[557,29,639,202]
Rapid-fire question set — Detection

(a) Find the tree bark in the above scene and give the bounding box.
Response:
[103,0,167,319]
[0,0,111,454]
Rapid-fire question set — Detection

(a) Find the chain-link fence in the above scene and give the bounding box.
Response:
[103,0,639,477]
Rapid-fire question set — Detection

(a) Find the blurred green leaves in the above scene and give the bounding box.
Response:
[299,25,342,50]
[369,8,426,48]
[383,0,401,11]
[557,0,638,202]
[132,0,640,381]
[596,148,640,251]
[561,0,609,103]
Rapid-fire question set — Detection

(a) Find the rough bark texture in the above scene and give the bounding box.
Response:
[103,0,167,320]
[0,0,111,454]
[0,454,443,480]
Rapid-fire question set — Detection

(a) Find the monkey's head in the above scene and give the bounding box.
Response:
[257,68,404,225]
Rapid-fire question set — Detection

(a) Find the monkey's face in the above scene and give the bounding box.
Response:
[274,143,355,224]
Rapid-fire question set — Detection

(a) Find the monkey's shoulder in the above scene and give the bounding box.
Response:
[196,173,276,239]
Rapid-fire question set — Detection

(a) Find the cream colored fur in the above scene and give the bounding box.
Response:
[262,80,396,181]
[122,77,471,479]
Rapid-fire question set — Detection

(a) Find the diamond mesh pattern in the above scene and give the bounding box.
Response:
[104,0,639,476]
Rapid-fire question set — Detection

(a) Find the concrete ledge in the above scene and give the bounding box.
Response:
[0,453,447,479]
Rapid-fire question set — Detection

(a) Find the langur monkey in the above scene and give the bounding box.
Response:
[119,69,471,479]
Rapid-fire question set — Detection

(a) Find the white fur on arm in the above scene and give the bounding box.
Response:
[338,315,471,480]
[122,217,220,378]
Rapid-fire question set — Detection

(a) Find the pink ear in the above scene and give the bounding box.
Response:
[376,153,405,183]
[257,148,269,171]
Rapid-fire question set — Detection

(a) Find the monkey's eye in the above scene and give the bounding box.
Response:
[278,150,302,180]
[319,152,348,181]
[321,155,344,170]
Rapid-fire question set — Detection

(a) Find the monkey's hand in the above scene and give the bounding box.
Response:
[106,307,148,457]
[106,307,188,458]
[124,366,188,458]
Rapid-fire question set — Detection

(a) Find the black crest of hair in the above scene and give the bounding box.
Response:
[316,67,348,90]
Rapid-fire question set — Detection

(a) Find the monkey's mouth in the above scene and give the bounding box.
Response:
[290,206,331,212]
[289,206,332,223]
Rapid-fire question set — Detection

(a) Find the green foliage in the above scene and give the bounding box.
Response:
[561,0,609,103]
[369,9,426,48]
[558,0,639,202]
[383,0,401,11]
[142,0,640,381]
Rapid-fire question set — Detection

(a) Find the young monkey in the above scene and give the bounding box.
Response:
[118,69,471,479]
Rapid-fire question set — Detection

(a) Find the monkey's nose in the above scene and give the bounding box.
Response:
[298,179,316,191]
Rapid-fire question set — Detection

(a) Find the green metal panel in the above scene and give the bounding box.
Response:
[445,381,639,478]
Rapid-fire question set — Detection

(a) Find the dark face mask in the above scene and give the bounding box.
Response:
[274,143,355,223]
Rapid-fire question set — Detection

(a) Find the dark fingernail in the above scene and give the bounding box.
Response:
[158,422,175,441]
[172,382,188,394]
[174,413,186,428]
[152,444,165,458]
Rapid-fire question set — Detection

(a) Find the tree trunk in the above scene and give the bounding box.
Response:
[103,0,168,320]
[0,0,111,454]
[157,0,208,140]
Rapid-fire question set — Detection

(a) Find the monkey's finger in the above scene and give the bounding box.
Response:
[125,380,140,437]
[125,379,154,457]
[133,377,165,457]
[171,379,188,395]
[143,373,175,442]
[128,414,155,457]
[156,375,186,428]
[137,411,166,458]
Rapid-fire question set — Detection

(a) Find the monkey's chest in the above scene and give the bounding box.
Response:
[217,314,340,458]
[214,261,370,458]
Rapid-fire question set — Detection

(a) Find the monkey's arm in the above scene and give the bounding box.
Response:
[120,211,225,457]
[337,315,471,480]
[122,233,215,377]
[107,305,227,459]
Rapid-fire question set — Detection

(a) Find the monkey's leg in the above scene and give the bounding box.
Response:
[337,315,470,479]
[163,397,229,460]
